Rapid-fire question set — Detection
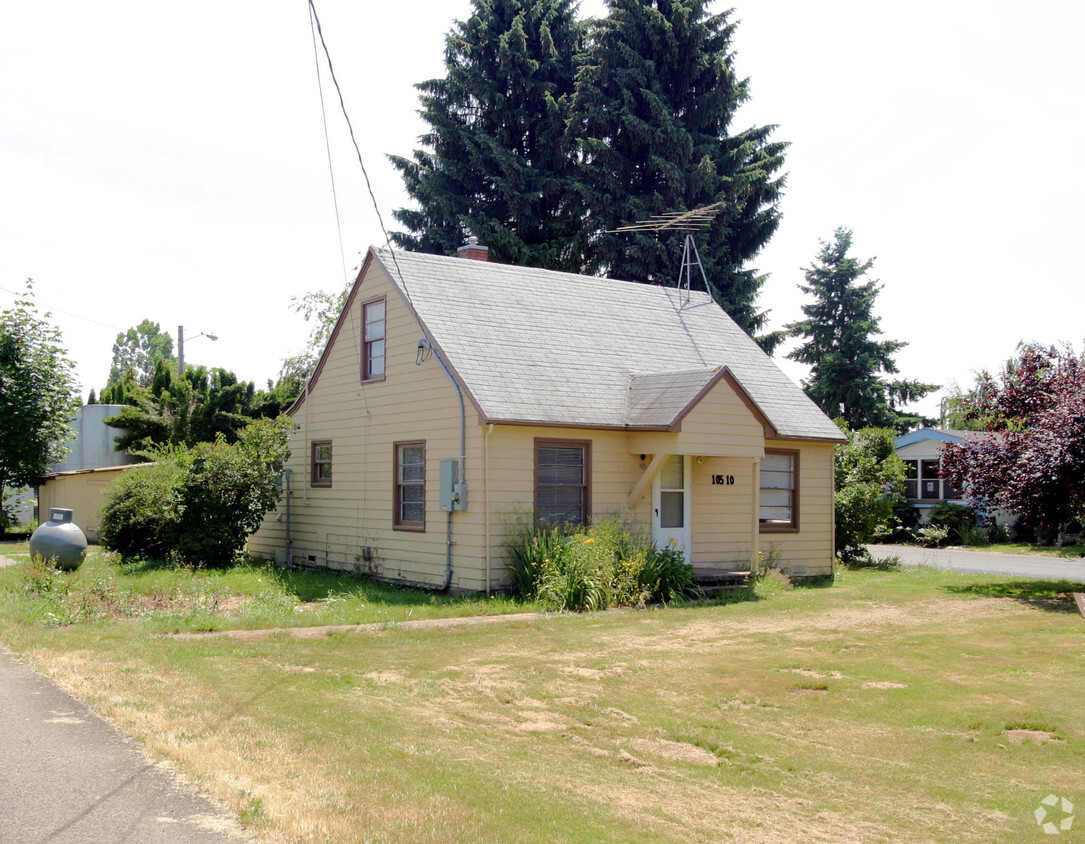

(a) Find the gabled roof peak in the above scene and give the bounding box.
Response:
[369,248,843,440]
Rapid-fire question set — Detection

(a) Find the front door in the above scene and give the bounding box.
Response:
[652,454,691,556]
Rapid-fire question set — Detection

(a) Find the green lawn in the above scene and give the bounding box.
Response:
[0,543,533,631]
[0,550,1082,843]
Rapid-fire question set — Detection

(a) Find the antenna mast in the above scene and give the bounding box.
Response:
[608,203,722,304]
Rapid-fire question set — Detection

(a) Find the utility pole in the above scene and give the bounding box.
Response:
[177,325,218,377]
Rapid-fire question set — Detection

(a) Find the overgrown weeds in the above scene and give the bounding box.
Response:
[505,516,693,611]
[0,549,535,632]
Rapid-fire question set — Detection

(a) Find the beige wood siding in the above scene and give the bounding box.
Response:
[249,261,837,590]
[757,440,836,576]
[481,424,645,589]
[690,456,755,567]
[628,375,765,458]
[248,260,490,592]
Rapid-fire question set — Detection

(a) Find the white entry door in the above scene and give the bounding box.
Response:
[652,454,691,555]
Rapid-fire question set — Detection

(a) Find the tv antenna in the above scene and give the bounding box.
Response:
[608,202,722,304]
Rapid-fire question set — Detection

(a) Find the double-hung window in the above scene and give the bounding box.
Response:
[362,297,386,381]
[535,440,590,527]
[394,441,425,530]
[904,458,959,501]
[759,450,798,531]
[311,441,332,488]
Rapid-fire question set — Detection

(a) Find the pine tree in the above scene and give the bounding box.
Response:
[390,0,585,270]
[786,228,937,432]
[570,0,787,344]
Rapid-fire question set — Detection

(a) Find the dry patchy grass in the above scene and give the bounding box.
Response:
[2,567,1083,842]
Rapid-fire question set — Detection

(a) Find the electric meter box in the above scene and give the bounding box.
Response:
[439,459,467,511]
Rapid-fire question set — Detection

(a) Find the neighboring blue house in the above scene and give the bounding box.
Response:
[893,428,999,523]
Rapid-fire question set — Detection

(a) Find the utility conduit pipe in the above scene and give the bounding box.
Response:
[416,338,465,592]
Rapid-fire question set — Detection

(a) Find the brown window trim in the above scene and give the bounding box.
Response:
[759,448,799,533]
[534,438,592,527]
[361,296,387,383]
[311,440,332,488]
[393,440,425,531]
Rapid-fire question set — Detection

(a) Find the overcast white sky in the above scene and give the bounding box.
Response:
[2,1,1082,421]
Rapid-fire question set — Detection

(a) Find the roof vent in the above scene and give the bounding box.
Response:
[456,236,489,262]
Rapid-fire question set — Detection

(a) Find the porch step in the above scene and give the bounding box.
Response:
[692,568,751,592]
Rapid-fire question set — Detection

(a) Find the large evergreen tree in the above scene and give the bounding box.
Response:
[786,228,937,432]
[390,0,585,270]
[100,360,291,454]
[570,0,787,343]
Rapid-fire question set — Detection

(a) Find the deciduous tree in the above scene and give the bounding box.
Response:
[833,425,907,563]
[0,281,78,529]
[941,343,1085,545]
[107,319,174,387]
[787,228,937,432]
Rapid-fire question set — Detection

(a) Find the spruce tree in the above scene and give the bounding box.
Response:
[786,228,937,432]
[390,0,585,270]
[570,0,787,344]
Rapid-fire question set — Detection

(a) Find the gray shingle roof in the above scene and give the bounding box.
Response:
[625,368,720,428]
[373,248,845,441]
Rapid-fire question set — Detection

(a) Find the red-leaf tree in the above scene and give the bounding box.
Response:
[941,343,1085,544]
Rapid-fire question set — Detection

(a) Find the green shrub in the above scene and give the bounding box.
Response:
[915,524,949,547]
[833,427,907,563]
[507,529,566,599]
[928,502,976,539]
[98,461,183,562]
[505,516,694,611]
[536,534,614,612]
[638,544,693,604]
[954,521,987,546]
[985,520,1010,543]
[99,416,291,566]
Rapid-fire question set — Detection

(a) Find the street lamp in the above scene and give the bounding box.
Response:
[177,325,218,376]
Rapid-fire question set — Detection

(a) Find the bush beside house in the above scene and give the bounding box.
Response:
[99,417,291,566]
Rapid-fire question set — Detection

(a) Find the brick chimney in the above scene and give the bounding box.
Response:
[456,236,489,262]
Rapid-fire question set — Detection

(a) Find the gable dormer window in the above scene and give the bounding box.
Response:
[362,297,386,381]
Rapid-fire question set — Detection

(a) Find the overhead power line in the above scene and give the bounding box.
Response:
[0,283,124,332]
[307,0,409,300]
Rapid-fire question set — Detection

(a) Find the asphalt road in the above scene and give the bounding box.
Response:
[0,648,249,844]
[867,544,1085,583]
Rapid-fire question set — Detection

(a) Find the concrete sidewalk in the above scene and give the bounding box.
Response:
[0,648,249,844]
[866,544,1085,583]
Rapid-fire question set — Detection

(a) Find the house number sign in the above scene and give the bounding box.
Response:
[711,474,736,486]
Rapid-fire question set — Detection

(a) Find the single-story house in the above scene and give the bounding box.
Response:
[893,427,1001,524]
[248,244,846,591]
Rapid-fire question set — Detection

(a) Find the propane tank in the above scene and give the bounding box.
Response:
[29,508,88,571]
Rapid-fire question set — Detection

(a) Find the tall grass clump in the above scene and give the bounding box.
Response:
[504,515,693,611]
